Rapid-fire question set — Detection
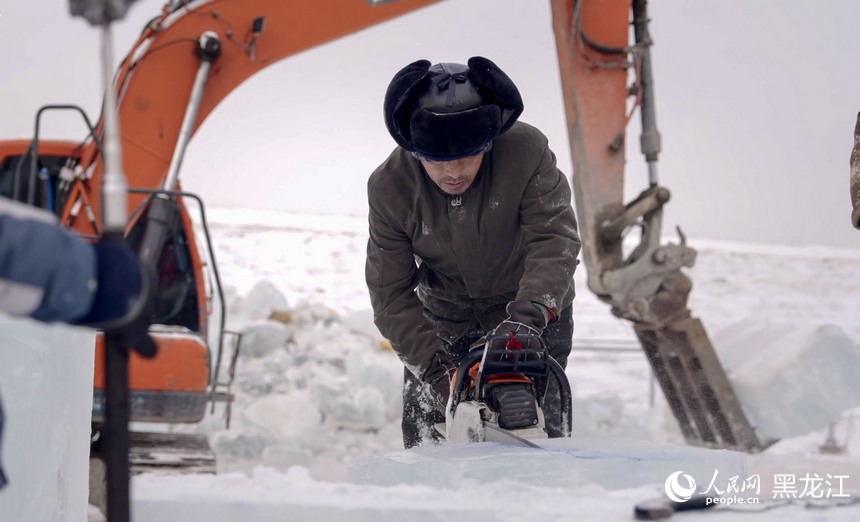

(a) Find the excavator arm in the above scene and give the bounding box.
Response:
[551,0,764,451]
[66,0,441,235]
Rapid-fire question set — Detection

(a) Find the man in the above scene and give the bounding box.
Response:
[0,196,148,489]
[366,57,581,448]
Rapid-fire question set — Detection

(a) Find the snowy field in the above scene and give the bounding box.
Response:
[105,208,860,520]
[0,205,808,522]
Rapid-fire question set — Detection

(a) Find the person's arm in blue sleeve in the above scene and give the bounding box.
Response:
[0,197,98,322]
[0,197,144,326]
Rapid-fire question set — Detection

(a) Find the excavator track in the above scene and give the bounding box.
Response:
[127,431,216,475]
[91,430,216,476]
[90,430,216,478]
[89,431,216,515]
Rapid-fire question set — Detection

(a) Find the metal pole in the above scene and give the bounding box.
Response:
[632,0,661,187]
[99,26,128,232]
[98,21,134,522]
[162,32,221,192]
[68,2,145,520]
[137,32,221,272]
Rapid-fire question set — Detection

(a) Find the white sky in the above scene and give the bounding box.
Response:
[2,0,860,247]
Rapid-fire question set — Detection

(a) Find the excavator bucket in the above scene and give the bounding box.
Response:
[551,0,765,451]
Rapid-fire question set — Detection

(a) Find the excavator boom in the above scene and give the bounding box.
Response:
[66,0,441,236]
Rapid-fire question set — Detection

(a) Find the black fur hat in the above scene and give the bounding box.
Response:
[383,57,524,161]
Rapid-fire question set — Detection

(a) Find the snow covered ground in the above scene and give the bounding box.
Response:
[82,207,857,521]
[0,203,826,521]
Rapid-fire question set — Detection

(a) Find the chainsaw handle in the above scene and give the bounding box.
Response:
[475,332,545,400]
[449,350,484,415]
[449,332,550,414]
[448,333,573,438]
[547,353,573,437]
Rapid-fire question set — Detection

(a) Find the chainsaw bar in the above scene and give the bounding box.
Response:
[484,424,543,449]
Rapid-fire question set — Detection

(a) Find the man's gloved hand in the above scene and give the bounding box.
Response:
[423,352,456,409]
[487,300,555,350]
[75,242,156,358]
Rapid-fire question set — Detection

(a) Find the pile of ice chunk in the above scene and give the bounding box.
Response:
[714,320,860,442]
[198,281,405,480]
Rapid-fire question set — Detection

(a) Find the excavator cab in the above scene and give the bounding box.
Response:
[91,196,215,426]
[0,140,83,216]
[126,201,201,333]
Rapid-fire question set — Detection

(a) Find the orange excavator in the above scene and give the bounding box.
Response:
[0,0,765,495]
[1,0,453,472]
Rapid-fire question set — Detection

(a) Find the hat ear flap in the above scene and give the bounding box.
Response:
[383,59,432,151]
[467,56,523,135]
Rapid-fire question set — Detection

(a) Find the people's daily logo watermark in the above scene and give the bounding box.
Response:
[664,471,697,502]
[665,470,851,506]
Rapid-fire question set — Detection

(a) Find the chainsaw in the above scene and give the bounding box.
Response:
[442,332,572,447]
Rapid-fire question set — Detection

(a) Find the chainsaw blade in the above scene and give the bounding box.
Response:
[483,424,543,449]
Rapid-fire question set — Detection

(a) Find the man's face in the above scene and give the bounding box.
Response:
[420,153,484,195]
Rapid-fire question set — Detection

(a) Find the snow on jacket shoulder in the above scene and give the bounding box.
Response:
[0,197,96,322]
[366,121,581,379]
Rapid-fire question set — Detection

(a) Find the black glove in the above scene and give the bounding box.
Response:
[75,242,145,328]
[487,300,553,350]
[423,352,456,408]
[76,242,156,358]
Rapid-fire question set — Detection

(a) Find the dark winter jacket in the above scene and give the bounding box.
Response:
[366,121,581,381]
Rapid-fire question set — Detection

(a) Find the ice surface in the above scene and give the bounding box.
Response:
[130,459,860,522]
[0,316,94,522]
[349,437,748,491]
[131,466,655,522]
[715,320,860,441]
